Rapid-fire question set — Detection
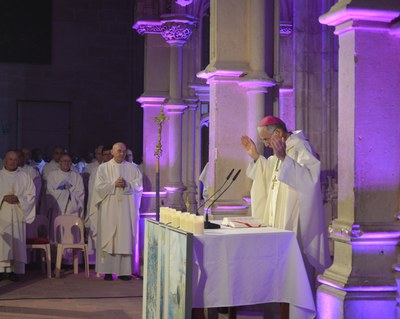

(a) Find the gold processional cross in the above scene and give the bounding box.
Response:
[154,107,169,220]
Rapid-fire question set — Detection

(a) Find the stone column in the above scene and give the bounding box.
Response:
[318,2,400,318]
[197,0,275,217]
[161,19,195,211]
[184,98,198,213]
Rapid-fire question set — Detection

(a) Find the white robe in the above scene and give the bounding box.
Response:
[199,162,210,201]
[42,160,60,181]
[247,130,331,274]
[46,169,84,217]
[0,168,36,273]
[30,159,46,175]
[82,160,100,177]
[41,161,78,215]
[82,160,101,225]
[19,165,42,209]
[92,159,142,275]
[85,165,99,257]
[46,169,84,242]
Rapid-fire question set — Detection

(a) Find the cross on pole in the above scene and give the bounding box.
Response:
[154,106,169,221]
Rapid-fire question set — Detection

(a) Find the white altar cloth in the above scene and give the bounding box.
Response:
[192,227,316,319]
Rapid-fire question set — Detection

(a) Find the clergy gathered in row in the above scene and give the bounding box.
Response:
[0,142,143,282]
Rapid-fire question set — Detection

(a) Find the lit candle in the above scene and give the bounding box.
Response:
[193,216,204,235]
[188,214,196,233]
[171,211,181,228]
[160,207,167,223]
[180,212,190,231]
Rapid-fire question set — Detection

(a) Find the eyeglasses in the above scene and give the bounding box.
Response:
[259,129,277,143]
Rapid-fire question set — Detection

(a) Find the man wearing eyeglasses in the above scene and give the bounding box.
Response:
[241,116,331,285]
[46,154,85,239]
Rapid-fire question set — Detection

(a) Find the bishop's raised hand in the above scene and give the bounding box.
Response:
[241,135,260,161]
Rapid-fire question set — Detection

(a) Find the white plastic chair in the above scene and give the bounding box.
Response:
[26,215,52,278]
[53,215,89,278]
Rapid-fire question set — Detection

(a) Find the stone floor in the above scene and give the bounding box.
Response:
[0,264,278,319]
[0,265,142,319]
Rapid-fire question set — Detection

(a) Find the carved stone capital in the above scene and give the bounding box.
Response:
[133,21,164,35]
[161,22,194,43]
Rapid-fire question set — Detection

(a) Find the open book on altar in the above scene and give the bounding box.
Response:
[221,216,264,228]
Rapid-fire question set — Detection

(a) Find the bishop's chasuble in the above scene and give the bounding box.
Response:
[247,130,331,274]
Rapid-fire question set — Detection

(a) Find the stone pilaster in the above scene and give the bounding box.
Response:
[318,2,400,318]
[161,18,196,211]
[197,0,275,217]
[136,96,168,210]
[134,17,196,211]
[183,98,199,214]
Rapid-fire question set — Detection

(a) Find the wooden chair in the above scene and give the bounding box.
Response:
[53,215,89,278]
[26,215,52,278]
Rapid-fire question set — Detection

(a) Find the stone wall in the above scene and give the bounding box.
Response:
[0,0,144,162]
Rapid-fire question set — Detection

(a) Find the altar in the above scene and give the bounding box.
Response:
[192,227,315,319]
[142,220,315,319]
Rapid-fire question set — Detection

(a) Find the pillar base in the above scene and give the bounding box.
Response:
[317,283,397,319]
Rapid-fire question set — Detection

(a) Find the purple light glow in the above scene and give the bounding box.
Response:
[318,277,397,292]
[351,231,400,243]
[164,186,180,192]
[142,191,167,197]
[350,240,400,246]
[197,69,245,80]
[134,216,140,275]
[213,205,248,210]
[319,8,399,27]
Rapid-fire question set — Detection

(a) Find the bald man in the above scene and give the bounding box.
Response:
[92,142,142,281]
[0,151,36,281]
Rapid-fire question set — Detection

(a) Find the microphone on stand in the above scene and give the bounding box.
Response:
[204,169,242,229]
[196,168,235,216]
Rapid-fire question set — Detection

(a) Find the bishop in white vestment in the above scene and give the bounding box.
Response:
[0,151,36,279]
[241,116,331,275]
[92,142,142,281]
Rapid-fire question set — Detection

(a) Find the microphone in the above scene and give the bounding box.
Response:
[196,168,235,215]
[204,169,242,229]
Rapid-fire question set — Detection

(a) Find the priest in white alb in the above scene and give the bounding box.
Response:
[0,151,36,281]
[92,142,143,281]
[46,154,84,241]
[241,116,331,280]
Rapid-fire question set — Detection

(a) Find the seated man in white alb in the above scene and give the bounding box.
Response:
[46,153,84,241]
[0,150,36,282]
